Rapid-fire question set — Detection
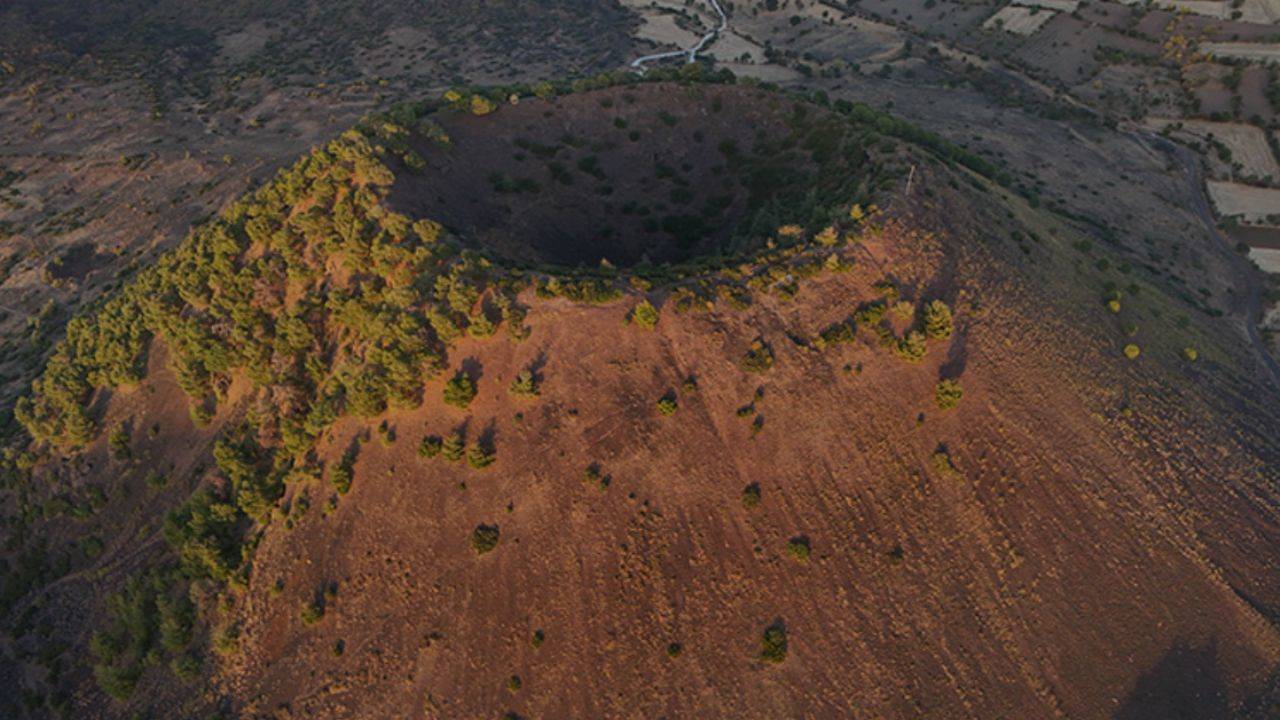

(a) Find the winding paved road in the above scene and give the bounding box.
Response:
[630,0,728,72]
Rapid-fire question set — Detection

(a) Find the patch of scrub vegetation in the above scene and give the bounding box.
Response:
[740,340,775,373]
[786,536,811,562]
[656,393,679,416]
[471,524,500,555]
[90,567,198,700]
[444,372,477,409]
[760,622,788,664]
[629,300,660,330]
[935,379,963,410]
[508,369,539,397]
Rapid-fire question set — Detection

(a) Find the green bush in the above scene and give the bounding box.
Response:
[108,424,131,460]
[418,435,443,458]
[1124,344,1141,360]
[630,300,660,329]
[467,444,495,469]
[170,652,201,680]
[741,340,774,373]
[923,300,953,339]
[330,454,354,495]
[300,599,325,625]
[935,379,963,410]
[442,432,465,462]
[760,623,788,663]
[472,524,500,554]
[583,464,609,490]
[785,537,811,562]
[894,331,927,363]
[656,394,678,416]
[742,483,761,509]
[444,373,476,408]
[930,450,959,478]
[508,370,539,397]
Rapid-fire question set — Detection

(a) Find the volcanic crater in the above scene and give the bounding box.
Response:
[388,81,892,269]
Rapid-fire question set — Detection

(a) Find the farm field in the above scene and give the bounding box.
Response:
[984,5,1058,35]
[1146,119,1280,182]
[1208,181,1280,223]
[1202,42,1280,64]
[1250,246,1280,273]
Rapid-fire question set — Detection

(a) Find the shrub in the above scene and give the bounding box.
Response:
[470,95,498,116]
[507,675,523,691]
[94,662,142,700]
[508,369,539,397]
[376,420,395,445]
[814,226,839,246]
[741,340,774,373]
[418,435,443,458]
[786,536,811,562]
[930,450,959,478]
[894,331,927,363]
[108,424,131,460]
[1123,344,1141,360]
[630,300,660,329]
[935,379,963,410]
[816,321,856,348]
[742,483,761,509]
[583,464,609,490]
[300,599,325,625]
[760,623,788,663]
[467,444,495,470]
[444,373,476,408]
[212,623,240,656]
[532,629,545,648]
[666,642,683,658]
[330,457,354,495]
[923,300,953,340]
[442,432,465,462]
[656,394,679,416]
[1183,347,1198,361]
[170,652,201,680]
[472,524,500,554]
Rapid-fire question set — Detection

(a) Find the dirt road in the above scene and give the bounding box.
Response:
[630,0,727,71]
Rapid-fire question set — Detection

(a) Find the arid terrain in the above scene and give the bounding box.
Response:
[2,3,1280,720]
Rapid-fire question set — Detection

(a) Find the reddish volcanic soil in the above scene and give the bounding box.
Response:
[194,189,1280,719]
[19,119,1280,720]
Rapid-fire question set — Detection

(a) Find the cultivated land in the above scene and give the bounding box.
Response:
[1203,42,1280,64]
[3,1,1280,719]
[1146,119,1280,182]
[1208,181,1280,223]
[984,5,1059,36]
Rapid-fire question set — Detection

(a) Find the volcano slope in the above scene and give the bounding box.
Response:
[3,72,1280,720]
